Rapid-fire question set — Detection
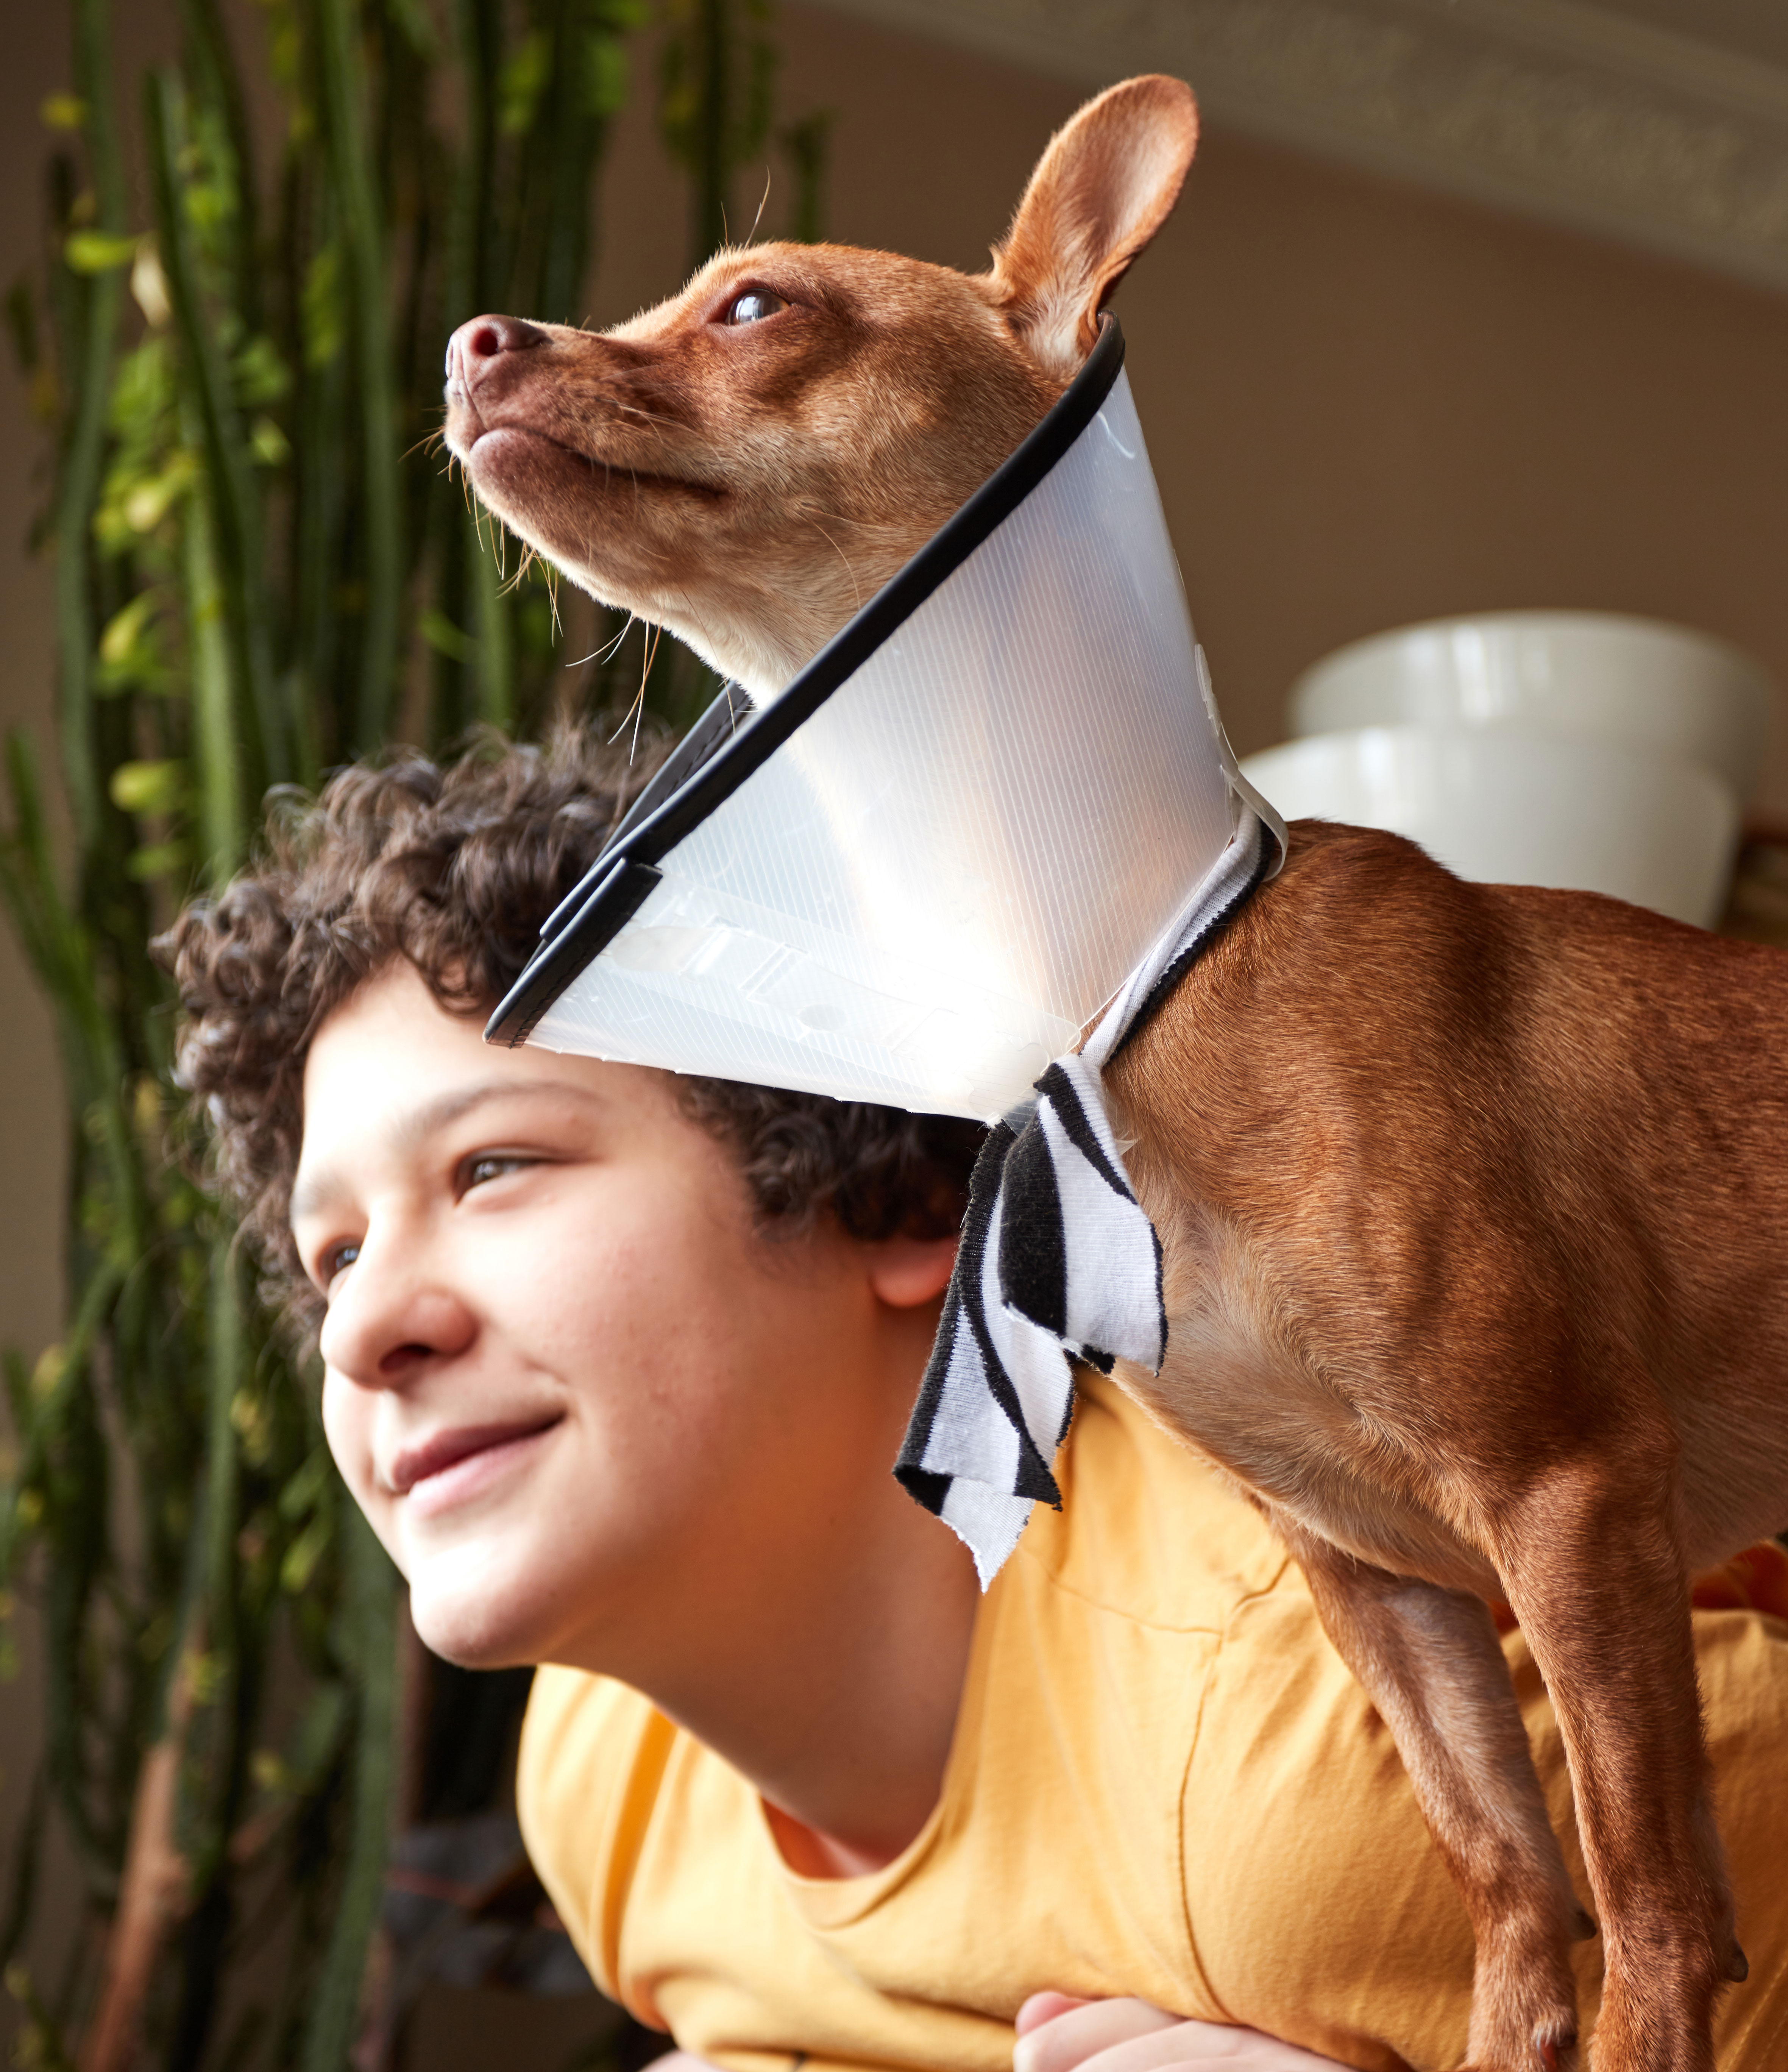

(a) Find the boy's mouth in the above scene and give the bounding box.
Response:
[387,1416,565,1512]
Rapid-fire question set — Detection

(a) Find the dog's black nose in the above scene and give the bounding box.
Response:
[445,314,548,387]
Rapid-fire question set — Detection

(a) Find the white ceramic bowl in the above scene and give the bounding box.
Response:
[1240,726,1740,928]
[1287,612,1777,804]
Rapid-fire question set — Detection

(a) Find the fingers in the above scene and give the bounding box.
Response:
[1016,1994,1093,2038]
[1012,1997,1352,2072]
[1014,1997,1181,2072]
[1041,2023,1246,2071]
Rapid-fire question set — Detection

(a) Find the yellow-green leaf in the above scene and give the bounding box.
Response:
[30,1347,64,1403]
[64,231,138,274]
[418,608,473,663]
[99,591,158,668]
[120,456,194,534]
[249,414,291,467]
[280,1512,331,1595]
[40,93,87,131]
[186,1649,228,1706]
[126,840,189,884]
[584,34,630,118]
[301,245,343,370]
[251,1748,293,1794]
[234,334,291,406]
[499,30,551,136]
[110,758,184,816]
[279,1446,331,1522]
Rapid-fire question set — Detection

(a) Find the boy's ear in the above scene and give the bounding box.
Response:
[988,75,1198,382]
[867,1232,959,1310]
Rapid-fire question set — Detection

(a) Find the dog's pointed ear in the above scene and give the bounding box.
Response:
[988,76,1198,380]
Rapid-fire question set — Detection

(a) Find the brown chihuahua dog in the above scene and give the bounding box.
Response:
[442,77,1788,2072]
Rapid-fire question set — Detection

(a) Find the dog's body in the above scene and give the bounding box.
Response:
[1116,819,1787,2069]
[442,77,1788,2072]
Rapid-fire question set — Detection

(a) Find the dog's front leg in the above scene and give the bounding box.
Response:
[1282,1523,1589,2072]
[1490,1456,1741,2072]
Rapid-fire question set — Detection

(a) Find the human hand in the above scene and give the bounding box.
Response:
[1013,1994,1353,2072]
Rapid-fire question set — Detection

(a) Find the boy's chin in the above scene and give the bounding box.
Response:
[410,1592,540,1671]
[404,1548,554,1671]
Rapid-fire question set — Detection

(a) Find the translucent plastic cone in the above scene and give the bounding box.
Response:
[490,321,1244,1121]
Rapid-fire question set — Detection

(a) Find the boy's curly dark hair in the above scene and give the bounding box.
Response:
[161,726,981,1340]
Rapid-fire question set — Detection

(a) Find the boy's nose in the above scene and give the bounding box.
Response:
[317,1245,477,1393]
[445,313,548,393]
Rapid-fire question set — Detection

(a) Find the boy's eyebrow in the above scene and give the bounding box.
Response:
[289,1077,605,1227]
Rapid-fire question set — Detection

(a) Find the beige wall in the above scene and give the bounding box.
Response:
[3,0,1786,2053]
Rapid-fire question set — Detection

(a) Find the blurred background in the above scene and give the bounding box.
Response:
[2,1,1786,2067]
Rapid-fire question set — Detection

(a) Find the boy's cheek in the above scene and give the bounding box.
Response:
[320,1371,405,1567]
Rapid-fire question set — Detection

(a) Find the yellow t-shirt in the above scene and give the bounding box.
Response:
[517,1374,1788,2072]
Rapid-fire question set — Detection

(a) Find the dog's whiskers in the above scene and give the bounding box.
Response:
[612,401,681,430]
[570,612,638,672]
[605,619,663,760]
[747,165,773,246]
[808,518,863,613]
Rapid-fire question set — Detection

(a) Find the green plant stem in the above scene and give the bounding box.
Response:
[183,468,246,879]
[782,111,830,244]
[449,0,503,316]
[37,1259,128,1886]
[0,732,145,1268]
[299,1507,396,2072]
[695,0,730,262]
[145,68,286,792]
[176,0,261,331]
[204,1237,242,1684]
[317,0,404,753]
[291,174,347,778]
[470,510,514,730]
[0,1773,47,1975]
[54,0,128,854]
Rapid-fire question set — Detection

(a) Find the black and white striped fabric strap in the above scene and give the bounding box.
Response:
[894,807,1282,1585]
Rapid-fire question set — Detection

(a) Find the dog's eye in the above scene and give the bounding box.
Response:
[724,290,786,326]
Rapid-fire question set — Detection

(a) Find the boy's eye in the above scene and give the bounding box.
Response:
[723,289,785,326]
[322,1240,360,1284]
[462,1153,533,1191]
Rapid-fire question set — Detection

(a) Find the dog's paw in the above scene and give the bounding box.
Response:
[1453,2030,1579,2072]
[1530,2017,1579,2072]
[1452,2027,1578,2072]
[1464,1915,1581,2072]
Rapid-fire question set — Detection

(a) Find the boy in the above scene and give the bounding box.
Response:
[167,729,1788,2072]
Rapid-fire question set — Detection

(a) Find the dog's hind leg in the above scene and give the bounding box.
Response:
[1282,1523,1588,2072]
[1489,1442,1739,2072]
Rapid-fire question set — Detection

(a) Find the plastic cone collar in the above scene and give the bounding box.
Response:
[487,318,1263,1123]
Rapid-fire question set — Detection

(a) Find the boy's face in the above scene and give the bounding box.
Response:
[293,961,915,1674]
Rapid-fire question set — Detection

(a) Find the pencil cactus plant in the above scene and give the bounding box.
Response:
[0,1,820,2066]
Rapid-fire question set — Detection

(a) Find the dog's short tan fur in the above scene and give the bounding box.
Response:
[444,78,1788,2072]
